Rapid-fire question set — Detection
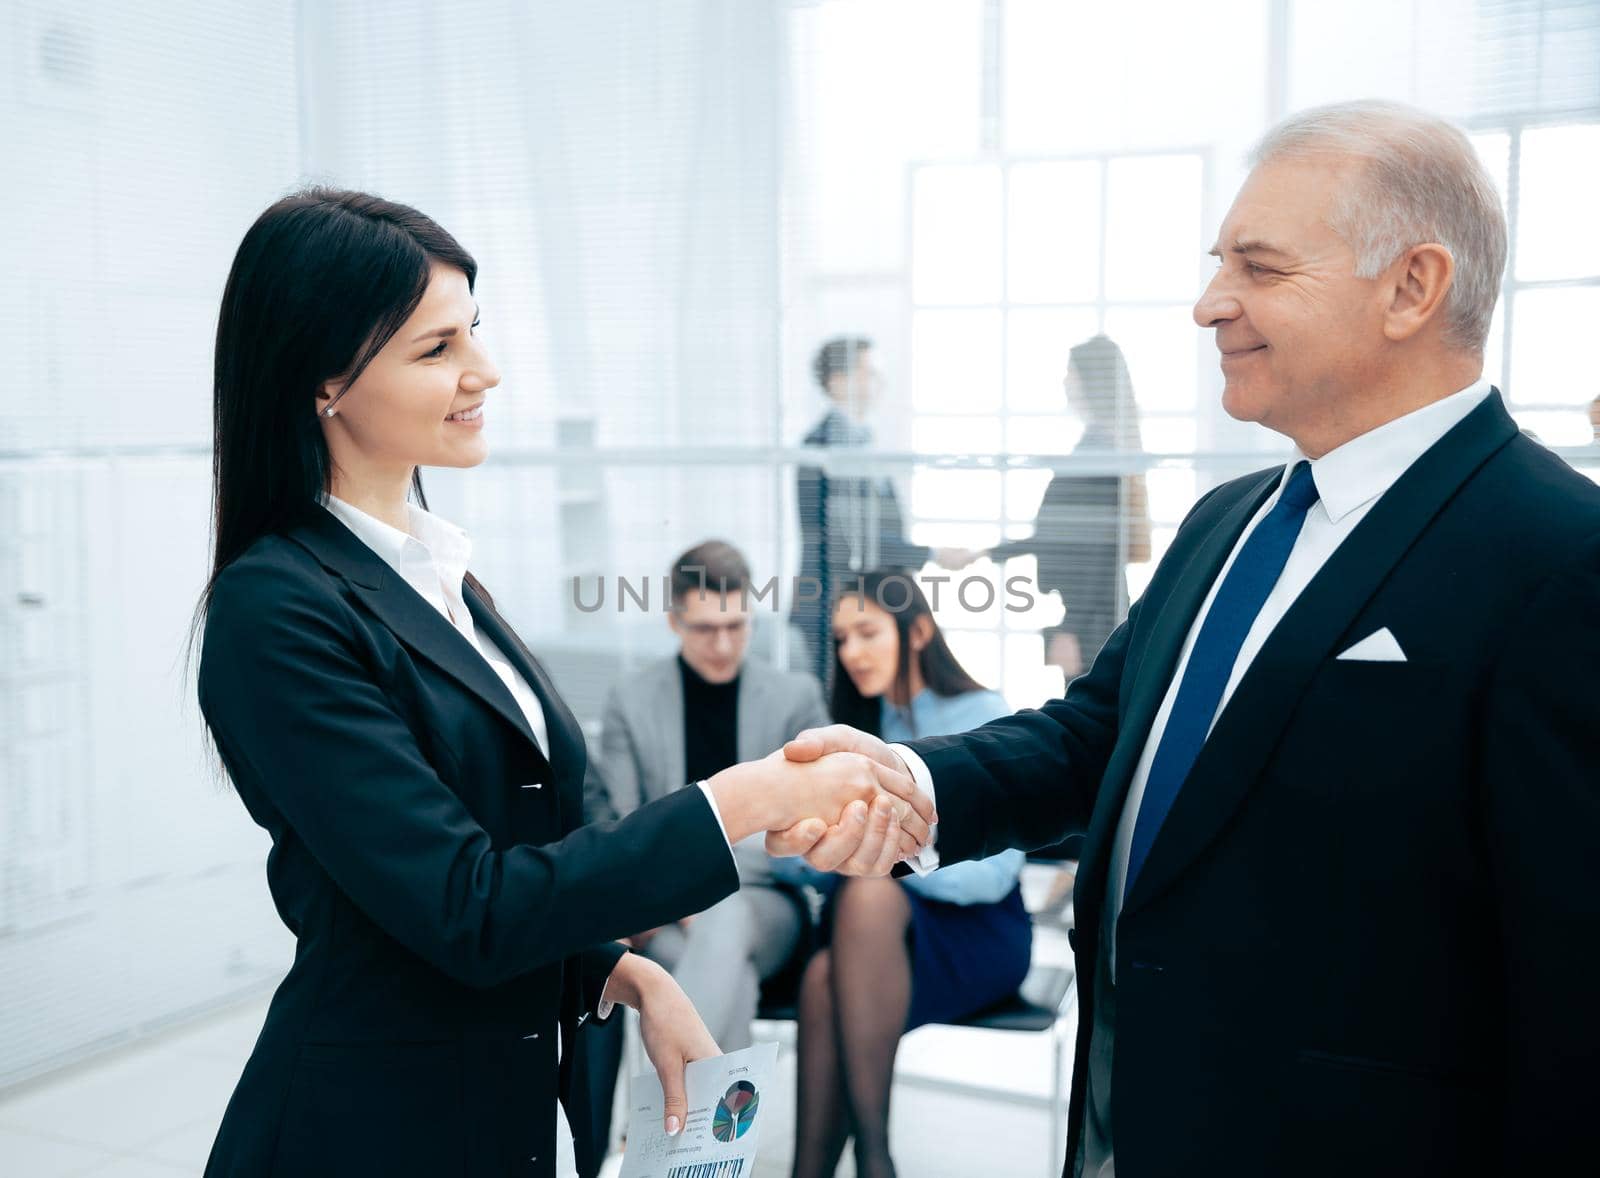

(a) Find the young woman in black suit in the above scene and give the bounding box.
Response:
[194,188,931,1178]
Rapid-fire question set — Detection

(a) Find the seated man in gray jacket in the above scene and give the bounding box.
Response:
[601,539,830,1049]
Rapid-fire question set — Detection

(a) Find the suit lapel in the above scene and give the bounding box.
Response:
[289,511,553,776]
[464,590,589,818]
[736,663,771,764]
[1120,391,1520,917]
[659,658,687,795]
[1072,471,1281,932]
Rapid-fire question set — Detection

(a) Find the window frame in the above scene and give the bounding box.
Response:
[1472,113,1600,439]
[901,146,1210,703]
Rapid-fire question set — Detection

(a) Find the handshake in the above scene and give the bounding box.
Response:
[703,725,936,877]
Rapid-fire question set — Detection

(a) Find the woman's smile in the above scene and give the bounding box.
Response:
[445,402,485,428]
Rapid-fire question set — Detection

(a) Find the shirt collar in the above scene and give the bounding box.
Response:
[404,501,473,584]
[885,686,933,721]
[1296,378,1494,523]
[323,495,414,567]
[821,408,873,447]
[322,495,473,594]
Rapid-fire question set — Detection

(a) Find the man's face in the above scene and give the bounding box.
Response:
[1590,395,1600,442]
[669,591,753,684]
[1194,157,1389,448]
[829,350,881,415]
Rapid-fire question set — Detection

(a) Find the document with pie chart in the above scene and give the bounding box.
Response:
[619,1042,779,1178]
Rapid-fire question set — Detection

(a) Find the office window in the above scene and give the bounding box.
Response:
[906,152,1205,706]
[1474,121,1600,446]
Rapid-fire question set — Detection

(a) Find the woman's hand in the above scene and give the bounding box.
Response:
[1046,631,1083,678]
[603,954,720,1137]
[765,725,936,872]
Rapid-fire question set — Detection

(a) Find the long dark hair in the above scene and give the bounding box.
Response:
[191,187,477,642]
[829,569,987,738]
[1067,333,1140,449]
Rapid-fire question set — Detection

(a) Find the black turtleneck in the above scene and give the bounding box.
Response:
[679,655,740,784]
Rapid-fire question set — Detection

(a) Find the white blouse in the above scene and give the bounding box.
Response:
[320,496,730,848]
[322,495,552,759]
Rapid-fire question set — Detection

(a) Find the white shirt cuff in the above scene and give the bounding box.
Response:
[595,980,617,1022]
[888,743,940,874]
[695,779,737,859]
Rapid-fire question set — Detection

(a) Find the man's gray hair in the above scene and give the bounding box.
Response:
[1250,100,1507,352]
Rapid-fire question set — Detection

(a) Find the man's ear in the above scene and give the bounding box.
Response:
[1382,243,1455,343]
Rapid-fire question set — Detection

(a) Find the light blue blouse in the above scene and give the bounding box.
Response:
[882,688,1026,906]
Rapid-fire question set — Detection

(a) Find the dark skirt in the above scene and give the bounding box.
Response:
[819,880,1032,1031]
[902,883,1032,1030]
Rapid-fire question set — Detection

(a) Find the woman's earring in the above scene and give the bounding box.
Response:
[322,406,336,418]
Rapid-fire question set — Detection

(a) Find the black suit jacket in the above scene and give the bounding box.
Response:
[988,443,1126,657]
[197,509,739,1178]
[908,392,1600,1176]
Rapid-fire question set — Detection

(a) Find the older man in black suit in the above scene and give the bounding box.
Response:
[772,100,1600,1177]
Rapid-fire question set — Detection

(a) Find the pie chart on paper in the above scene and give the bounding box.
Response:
[711,1080,760,1142]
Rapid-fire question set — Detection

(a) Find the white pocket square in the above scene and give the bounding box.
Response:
[1336,628,1407,662]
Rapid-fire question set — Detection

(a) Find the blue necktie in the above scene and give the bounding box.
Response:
[1124,461,1321,894]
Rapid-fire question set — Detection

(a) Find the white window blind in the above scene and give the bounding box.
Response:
[2,0,302,1087]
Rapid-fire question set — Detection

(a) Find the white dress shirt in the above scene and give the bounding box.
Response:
[895,379,1494,935]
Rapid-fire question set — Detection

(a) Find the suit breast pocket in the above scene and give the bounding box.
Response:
[1276,660,1461,799]
[271,1041,466,1177]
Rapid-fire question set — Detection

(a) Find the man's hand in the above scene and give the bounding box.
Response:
[764,725,935,874]
[706,733,934,854]
[624,927,663,950]
[782,723,906,773]
[934,546,979,570]
[1046,631,1084,678]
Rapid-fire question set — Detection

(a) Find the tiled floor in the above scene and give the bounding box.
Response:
[0,996,269,1176]
[1,932,1075,1178]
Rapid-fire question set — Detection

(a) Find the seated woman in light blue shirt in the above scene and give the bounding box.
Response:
[788,570,1030,1178]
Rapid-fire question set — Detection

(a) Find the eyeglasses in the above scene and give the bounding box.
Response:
[675,616,752,640]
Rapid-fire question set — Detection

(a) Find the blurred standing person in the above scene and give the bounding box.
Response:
[795,337,974,683]
[988,334,1150,681]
